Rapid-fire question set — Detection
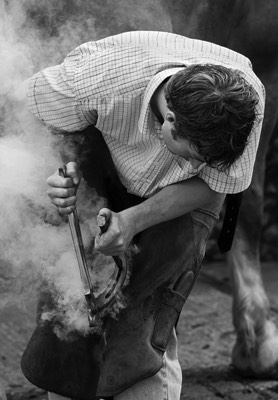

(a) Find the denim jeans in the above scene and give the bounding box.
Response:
[48,329,182,400]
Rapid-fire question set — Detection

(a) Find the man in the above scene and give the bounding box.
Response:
[19,31,264,400]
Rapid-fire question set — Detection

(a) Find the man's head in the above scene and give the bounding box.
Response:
[164,64,259,171]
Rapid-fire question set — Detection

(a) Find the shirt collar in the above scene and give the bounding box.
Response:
[138,67,185,135]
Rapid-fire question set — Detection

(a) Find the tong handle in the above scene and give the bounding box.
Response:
[58,165,93,295]
[97,210,112,234]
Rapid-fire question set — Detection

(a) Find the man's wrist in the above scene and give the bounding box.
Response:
[120,203,149,237]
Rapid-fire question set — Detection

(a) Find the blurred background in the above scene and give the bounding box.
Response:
[0,0,277,398]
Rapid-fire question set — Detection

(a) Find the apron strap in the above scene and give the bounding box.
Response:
[218,192,244,253]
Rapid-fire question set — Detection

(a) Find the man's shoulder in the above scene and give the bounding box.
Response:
[68,31,253,70]
[92,31,189,47]
[73,31,195,55]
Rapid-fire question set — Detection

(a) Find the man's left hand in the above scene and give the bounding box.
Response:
[95,208,135,256]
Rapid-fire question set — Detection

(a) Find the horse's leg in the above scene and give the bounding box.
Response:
[228,69,278,377]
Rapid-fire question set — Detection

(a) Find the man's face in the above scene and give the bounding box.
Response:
[161,112,203,164]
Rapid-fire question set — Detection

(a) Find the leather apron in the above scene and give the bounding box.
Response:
[21,126,223,399]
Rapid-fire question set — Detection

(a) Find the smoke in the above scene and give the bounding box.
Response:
[0,0,125,337]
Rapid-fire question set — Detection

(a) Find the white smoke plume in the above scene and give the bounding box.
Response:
[0,0,123,338]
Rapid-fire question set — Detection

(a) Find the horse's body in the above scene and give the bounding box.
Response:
[12,0,278,378]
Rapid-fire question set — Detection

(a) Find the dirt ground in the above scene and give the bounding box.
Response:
[1,262,278,400]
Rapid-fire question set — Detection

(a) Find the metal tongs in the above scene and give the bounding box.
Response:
[59,165,128,327]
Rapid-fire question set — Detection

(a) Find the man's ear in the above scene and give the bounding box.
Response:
[165,111,176,125]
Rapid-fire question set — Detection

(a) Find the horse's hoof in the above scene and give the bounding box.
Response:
[232,320,278,379]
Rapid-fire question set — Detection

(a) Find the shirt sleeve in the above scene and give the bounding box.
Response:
[27,50,97,132]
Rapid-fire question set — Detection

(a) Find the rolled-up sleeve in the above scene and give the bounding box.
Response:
[27,51,97,132]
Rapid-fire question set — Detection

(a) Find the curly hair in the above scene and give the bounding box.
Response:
[165,64,259,171]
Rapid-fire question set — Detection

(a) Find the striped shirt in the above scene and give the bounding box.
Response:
[27,31,265,197]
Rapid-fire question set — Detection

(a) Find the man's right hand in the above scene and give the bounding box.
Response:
[47,161,81,214]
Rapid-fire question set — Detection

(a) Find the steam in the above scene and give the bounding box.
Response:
[0,0,124,338]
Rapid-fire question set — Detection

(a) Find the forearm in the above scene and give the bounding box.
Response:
[122,176,223,235]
